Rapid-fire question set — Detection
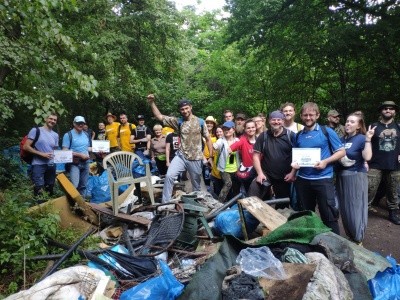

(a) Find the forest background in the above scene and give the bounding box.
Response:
[1,0,399,140]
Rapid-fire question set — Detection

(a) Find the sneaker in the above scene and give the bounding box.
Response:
[368,206,378,213]
[389,209,400,225]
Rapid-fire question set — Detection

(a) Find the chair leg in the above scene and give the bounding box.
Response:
[147,180,155,205]
[112,184,119,216]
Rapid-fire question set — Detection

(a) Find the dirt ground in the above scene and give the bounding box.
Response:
[341,198,400,260]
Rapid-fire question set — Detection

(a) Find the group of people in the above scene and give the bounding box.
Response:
[147,95,400,246]
[24,96,400,245]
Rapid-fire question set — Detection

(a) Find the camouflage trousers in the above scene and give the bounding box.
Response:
[367,169,400,210]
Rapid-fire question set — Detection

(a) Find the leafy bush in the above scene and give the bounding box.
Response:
[0,193,61,293]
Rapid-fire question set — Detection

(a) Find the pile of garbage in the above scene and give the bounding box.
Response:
[6,178,400,299]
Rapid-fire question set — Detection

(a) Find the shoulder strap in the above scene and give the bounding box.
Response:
[286,129,295,146]
[295,129,303,145]
[117,124,122,138]
[262,131,268,153]
[84,131,92,147]
[320,125,333,154]
[68,130,73,149]
[128,123,133,135]
[32,126,40,147]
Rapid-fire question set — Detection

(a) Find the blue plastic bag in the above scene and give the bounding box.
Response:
[214,208,259,239]
[368,256,400,299]
[86,171,111,203]
[120,260,184,300]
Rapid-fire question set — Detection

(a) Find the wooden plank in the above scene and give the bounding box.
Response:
[56,173,99,225]
[88,203,151,226]
[238,196,287,231]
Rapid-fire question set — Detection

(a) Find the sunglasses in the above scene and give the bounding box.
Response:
[383,107,395,111]
[76,122,85,126]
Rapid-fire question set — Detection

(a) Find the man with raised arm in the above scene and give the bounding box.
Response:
[147,94,212,202]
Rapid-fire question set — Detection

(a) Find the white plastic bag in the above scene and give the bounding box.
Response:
[236,246,286,280]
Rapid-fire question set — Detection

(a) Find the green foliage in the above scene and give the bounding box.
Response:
[0,194,60,289]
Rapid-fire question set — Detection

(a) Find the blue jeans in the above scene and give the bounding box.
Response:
[69,162,89,196]
[31,164,56,196]
[162,151,202,203]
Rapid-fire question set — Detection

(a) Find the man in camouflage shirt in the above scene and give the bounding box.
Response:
[147,94,212,202]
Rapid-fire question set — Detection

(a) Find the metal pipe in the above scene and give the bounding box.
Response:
[27,249,106,261]
[265,197,290,204]
[123,226,135,255]
[205,192,243,221]
[40,227,96,281]
[48,239,129,279]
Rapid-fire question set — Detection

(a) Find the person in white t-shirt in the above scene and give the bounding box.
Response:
[280,102,304,133]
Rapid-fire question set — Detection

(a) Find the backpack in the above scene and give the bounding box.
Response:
[67,130,92,148]
[20,127,40,164]
[134,125,148,138]
[262,128,295,153]
[117,123,135,138]
[295,125,333,154]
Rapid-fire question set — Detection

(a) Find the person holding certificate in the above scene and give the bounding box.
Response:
[336,112,374,244]
[292,102,345,234]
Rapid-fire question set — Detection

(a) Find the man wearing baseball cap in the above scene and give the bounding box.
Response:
[62,116,92,195]
[367,100,400,224]
[249,110,297,208]
[327,109,345,138]
[131,114,152,158]
[147,94,212,202]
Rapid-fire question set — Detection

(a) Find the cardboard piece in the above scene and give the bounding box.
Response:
[28,196,91,230]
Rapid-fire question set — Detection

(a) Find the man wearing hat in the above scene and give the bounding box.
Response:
[235,113,246,138]
[105,112,120,153]
[131,114,151,158]
[249,110,297,208]
[147,94,212,202]
[292,102,345,234]
[327,109,345,138]
[367,100,400,224]
[62,116,92,195]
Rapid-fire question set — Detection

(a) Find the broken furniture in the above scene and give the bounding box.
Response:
[175,195,214,250]
[103,151,155,215]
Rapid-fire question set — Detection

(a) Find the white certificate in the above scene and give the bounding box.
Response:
[54,150,73,164]
[292,148,321,167]
[92,140,110,153]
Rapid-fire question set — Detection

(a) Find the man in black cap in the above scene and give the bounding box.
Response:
[327,109,345,138]
[147,94,212,202]
[368,100,400,224]
[131,114,151,158]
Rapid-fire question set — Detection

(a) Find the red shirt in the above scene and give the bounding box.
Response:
[230,135,255,167]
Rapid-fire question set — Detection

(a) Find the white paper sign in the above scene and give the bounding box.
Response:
[54,150,73,164]
[92,140,110,153]
[292,148,321,167]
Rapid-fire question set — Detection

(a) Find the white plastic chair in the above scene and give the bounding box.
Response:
[103,151,155,215]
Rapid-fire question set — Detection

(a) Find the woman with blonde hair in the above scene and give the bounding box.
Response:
[150,124,167,175]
